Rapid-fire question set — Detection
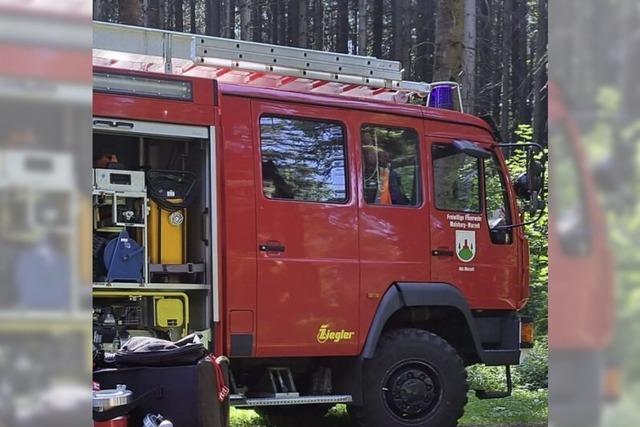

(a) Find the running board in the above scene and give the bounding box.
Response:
[230,394,353,408]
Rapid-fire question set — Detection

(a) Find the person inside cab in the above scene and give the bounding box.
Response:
[262,160,294,199]
[362,135,410,206]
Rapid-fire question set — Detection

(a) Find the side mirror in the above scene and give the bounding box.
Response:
[498,142,547,228]
[514,160,544,197]
[453,139,491,159]
[514,160,545,215]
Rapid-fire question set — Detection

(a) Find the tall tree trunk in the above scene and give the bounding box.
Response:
[313,0,324,49]
[269,0,279,43]
[205,0,221,36]
[147,0,161,27]
[253,0,263,42]
[357,0,368,55]
[159,0,167,29]
[278,0,287,45]
[434,0,464,80]
[371,0,383,57]
[500,0,512,139]
[174,0,184,31]
[490,0,501,116]
[401,1,411,75]
[532,0,547,145]
[415,0,435,82]
[391,0,402,60]
[190,0,196,33]
[224,0,236,38]
[239,0,252,40]
[119,0,142,25]
[349,0,357,54]
[336,0,349,53]
[94,0,104,21]
[511,0,529,124]
[462,0,476,113]
[287,0,299,45]
[299,0,308,48]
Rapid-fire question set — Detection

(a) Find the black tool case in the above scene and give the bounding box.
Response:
[94,356,229,427]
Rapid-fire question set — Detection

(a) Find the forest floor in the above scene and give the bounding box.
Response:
[229,389,548,427]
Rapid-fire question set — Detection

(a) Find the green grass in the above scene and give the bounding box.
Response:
[460,389,548,426]
[229,389,548,427]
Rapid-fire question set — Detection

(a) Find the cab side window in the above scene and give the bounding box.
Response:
[361,125,420,206]
[484,155,513,228]
[484,155,513,244]
[432,143,481,212]
[259,115,347,203]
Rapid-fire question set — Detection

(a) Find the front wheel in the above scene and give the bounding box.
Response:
[350,328,468,427]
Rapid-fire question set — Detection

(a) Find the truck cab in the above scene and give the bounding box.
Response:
[92,22,540,427]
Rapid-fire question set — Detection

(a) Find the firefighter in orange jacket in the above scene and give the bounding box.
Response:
[362,145,409,205]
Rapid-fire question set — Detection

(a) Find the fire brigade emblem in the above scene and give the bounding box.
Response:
[455,230,476,262]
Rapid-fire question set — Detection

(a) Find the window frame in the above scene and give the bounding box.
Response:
[431,141,483,214]
[360,123,423,209]
[258,113,350,205]
[482,152,514,244]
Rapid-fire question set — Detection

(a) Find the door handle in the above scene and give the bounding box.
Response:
[432,249,454,257]
[93,119,135,129]
[259,241,285,253]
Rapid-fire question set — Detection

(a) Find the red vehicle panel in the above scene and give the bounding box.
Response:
[93,67,216,126]
[352,111,430,351]
[426,123,524,310]
[220,95,259,356]
[250,99,360,357]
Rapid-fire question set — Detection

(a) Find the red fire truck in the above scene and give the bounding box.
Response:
[91,22,542,427]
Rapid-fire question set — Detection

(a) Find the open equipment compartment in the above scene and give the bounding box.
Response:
[92,119,216,351]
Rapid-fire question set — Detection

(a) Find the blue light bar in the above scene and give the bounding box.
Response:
[428,84,455,110]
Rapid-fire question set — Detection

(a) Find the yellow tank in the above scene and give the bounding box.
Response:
[148,199,186,265]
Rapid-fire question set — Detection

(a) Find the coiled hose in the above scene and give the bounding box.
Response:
[146,170,198,212]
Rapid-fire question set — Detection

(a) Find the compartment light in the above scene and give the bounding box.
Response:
[93,72,192,100]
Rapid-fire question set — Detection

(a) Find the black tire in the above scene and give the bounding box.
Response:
[257,404,332,427]
[350,328,468,427]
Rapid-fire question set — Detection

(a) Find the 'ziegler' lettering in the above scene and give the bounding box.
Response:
[317,324,355,343]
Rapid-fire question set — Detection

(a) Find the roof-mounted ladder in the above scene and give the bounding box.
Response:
[93,21,462,109]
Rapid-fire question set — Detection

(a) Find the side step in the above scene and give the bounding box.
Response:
[230,394,353,408]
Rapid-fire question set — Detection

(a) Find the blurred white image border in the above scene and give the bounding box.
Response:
[0,1,92,426]
[550,0,640,426]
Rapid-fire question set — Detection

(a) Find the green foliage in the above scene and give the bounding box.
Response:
[460,390,548,426]
[506,124,549,335]
[467,338,548,399]
[514,337,549,390]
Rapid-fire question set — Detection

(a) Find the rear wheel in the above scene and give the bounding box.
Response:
[350,328,468,427]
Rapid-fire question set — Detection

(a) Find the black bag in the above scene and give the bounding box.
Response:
[114,333,206,367]
[94,356,229,427]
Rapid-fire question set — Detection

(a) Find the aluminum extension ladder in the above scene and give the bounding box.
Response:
[93,21,462,108]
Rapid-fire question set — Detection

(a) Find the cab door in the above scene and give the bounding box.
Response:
[352,112,429,346]
[428,137,521,309]
[252,100,360,357]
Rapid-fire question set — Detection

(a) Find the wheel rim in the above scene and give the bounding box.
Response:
[381,359,442,422]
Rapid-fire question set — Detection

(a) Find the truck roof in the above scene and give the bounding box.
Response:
[219,81,494,136]
[92,21,494,138]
